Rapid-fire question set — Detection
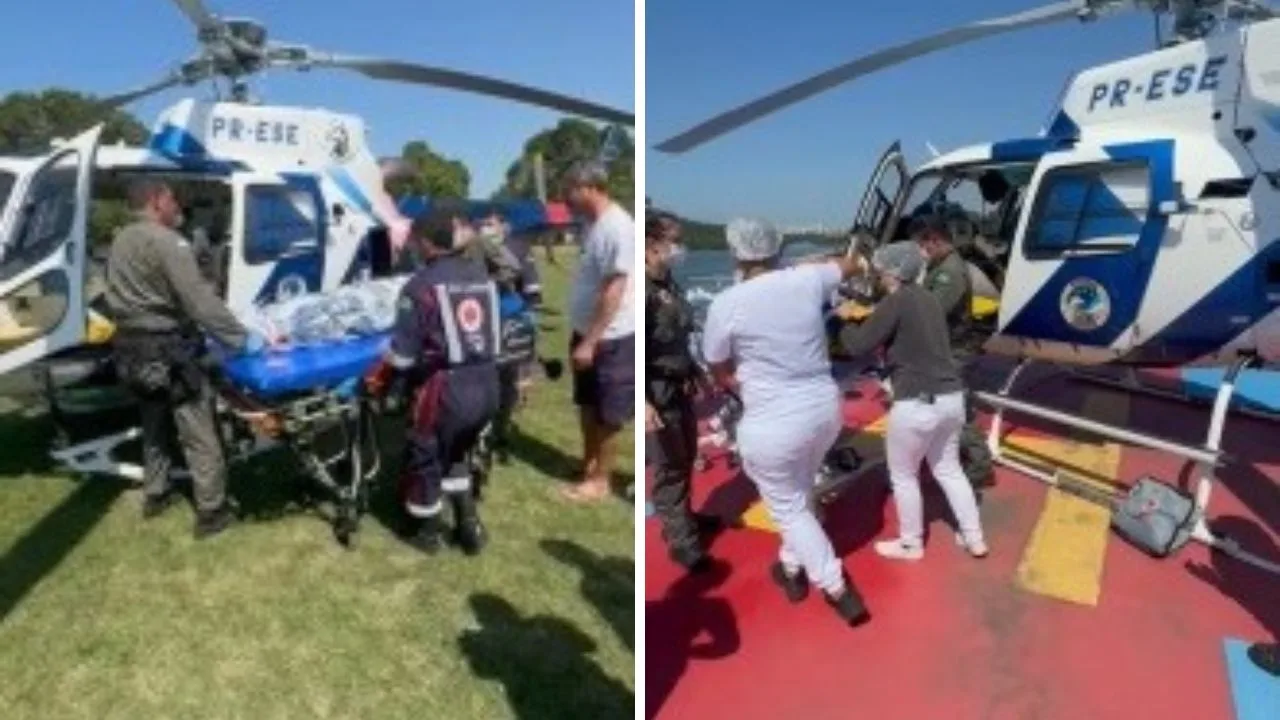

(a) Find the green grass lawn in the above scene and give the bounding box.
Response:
[0,251,635,720]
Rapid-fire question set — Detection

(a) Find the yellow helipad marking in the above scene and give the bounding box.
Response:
[1010,390,1130,607]
[739,417,888,533]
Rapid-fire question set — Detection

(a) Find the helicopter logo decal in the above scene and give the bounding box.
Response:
[1059,278,1112,332]
[326,122,353,163]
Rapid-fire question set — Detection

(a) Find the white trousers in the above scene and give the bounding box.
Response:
[885,391,984,547]
[738,402,844,594]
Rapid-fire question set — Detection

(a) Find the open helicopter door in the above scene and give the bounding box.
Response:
[226,172,328,313]
[0,125,102,377]
[994,140,1174,364]
[847,141,909,256]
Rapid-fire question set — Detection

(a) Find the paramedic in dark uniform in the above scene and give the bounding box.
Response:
[645,209,712,572]
[105,179,264,539]
[373,205,501,555]
[913,214,995,489]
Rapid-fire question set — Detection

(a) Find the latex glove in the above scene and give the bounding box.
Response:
[242,332,268,355]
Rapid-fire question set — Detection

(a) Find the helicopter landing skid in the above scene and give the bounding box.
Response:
[977,356,1280,577]
[49,428,146,483]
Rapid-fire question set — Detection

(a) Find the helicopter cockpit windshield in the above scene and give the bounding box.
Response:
[890,162,1036,291]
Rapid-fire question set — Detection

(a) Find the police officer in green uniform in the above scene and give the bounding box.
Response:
[913,214,995,488]
[645,210,713,571]
[106,179,267,539]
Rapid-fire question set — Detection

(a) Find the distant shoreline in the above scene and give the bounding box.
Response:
[675,217,846,251]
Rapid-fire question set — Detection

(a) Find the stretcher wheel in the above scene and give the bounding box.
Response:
[334,508,358,549]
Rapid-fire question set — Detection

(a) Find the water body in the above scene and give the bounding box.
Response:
[673,241,840,316]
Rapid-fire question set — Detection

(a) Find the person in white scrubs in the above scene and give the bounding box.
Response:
[701,219,870,627]
[837,241,988,561]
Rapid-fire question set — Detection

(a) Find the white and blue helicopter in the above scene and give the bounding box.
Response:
[0,1,631,485]
[656,0,1280,574]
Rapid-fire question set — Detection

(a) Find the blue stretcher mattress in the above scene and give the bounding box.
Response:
[220,333,390,400]
[218,292,535,401]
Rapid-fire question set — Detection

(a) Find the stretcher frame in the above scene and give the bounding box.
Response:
[42,358,385,547]
[215,381,383,547]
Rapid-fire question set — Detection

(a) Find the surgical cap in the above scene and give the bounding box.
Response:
[725,218,783,261]
[872,241,925,283]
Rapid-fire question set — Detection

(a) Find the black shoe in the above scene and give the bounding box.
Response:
[451,493,487,555]
[823,579,871,627]
[142,491,180,520]
[455,518,488,555]
[193,505,235,540]
[670,545,710,573]
[1248,642,1280,677]
[770,562,809,604]
[407,517,446,555]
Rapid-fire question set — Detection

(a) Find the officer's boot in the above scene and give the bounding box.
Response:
[451,492,488,556]
[406,514,447,555]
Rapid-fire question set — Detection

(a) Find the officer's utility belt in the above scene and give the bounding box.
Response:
[112,328,206,401]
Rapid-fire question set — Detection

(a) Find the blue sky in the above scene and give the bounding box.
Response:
[0,0,634,196]
[647,0,1161,226]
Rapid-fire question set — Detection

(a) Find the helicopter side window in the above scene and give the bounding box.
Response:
[0,160,78,283]
[1024,160,1150,259]
[243,184,323,265]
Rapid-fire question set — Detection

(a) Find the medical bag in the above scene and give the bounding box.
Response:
[1110,476,1196,558]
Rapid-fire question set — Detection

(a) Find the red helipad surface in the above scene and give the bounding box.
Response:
[645,364,1279,720]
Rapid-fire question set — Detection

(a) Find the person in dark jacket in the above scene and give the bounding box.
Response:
[645,209,715,572]
[914,213,996,489]
[365,205,501,555]
[839,241,988,562]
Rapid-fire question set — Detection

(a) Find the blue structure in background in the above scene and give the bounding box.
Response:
[396,196,579,235]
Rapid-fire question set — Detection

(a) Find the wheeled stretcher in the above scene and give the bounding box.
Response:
[47,290,541,547]
[214,334,388,547]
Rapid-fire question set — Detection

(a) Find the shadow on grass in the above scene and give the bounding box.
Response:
[0,412,59,477]
[459,593,634,720]
[0,476,128,623]
[0,412,130,624]
[541,538,634,652]
[507,423,579,482]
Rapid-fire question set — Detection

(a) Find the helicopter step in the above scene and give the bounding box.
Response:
[1070,367,1280,424]
[976,356,1280,577]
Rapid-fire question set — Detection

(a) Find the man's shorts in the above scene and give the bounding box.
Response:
[570,332,635,428]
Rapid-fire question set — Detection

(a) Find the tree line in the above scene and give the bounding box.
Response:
[0,88,634,246]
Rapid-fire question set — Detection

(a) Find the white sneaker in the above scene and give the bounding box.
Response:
[954,532,989,558]
[874,539,924,561]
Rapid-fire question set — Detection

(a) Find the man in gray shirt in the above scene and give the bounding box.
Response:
[563,160,635,502]
[106,179,264,539]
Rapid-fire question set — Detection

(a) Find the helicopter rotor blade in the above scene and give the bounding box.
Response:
[168,0,221,33]
[98,72,190,109]
[654,0,1109,154]
[302,53,634,126]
